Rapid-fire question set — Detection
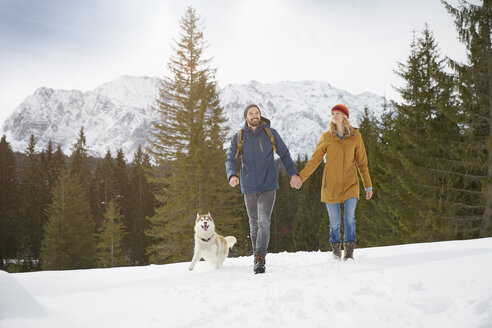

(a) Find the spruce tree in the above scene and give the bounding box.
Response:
[292,156,326,251]
[443,0,492,237]
[90,150,116,231]
[128,146,155,265]
[18,135,45,270]
[39,141,65,227]
[70,127,92,193]
[114,149,132,257]
[378,26,457,243]
[270,166,297,253]
[146,7,241,263]
[96,199,128,268]
[356,107,394,247]
[99,150,116,205]
[41,170,96,270]
[0,135,19,270]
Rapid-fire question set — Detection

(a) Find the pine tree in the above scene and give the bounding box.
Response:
[96,199,128,268]
[113,149,132,257]
[127,146,155,265]
[53,144,66,173]
[99,150,116,205]
[292,156,326,251]
[378,26,457,243]
[70,127,92,193]
[18,135,45,270]
[41,170,96,270]
[443,0,492,237]
[114,149,130,215]
[356,107,394,247]
[146,7,242,263]
[90,150,116,231]
[270,165,297,253]
[39,141,66,229]
[40,141,65,195]
[0,135,19,270]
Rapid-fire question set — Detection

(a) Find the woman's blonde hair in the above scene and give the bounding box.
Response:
[327,115,355,137]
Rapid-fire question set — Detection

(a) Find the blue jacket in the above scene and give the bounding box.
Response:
[225,119,298,194]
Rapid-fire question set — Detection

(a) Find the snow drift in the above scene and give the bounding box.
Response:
[1,238,491,328]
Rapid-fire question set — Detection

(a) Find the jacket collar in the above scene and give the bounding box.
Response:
[329,128,358,141]
[242,116,271,134]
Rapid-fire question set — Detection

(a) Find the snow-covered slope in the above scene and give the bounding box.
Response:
[1,76,386,160]
[2,238,491,328]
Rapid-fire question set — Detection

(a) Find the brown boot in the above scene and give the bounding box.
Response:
[343,242,356,261]
[330,242,341,260]
[254,254,266,274]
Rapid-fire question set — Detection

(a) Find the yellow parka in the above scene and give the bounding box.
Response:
[299,128,372,203]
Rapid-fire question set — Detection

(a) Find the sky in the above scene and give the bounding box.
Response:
[0,0,469,126]
[2,238,492,327]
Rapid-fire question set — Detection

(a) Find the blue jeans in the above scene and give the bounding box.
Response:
[325,198,357,244]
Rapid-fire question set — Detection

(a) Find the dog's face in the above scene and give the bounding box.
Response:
[195,213,215,234]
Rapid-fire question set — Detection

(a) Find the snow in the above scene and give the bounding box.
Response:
[2,238,492,328]
[1,76,386,161]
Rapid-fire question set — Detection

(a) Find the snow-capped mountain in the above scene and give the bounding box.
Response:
[1,76,387,160]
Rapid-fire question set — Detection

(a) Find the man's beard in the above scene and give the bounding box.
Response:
[248,118,260,127]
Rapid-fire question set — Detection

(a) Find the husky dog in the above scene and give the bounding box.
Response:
[189,213,237,271]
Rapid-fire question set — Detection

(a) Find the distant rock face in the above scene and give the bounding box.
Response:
[1,75,386,160]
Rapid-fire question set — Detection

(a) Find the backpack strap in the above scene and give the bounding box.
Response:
[235,127,276,159]
[264,127,277,153]
[235,129,244,159]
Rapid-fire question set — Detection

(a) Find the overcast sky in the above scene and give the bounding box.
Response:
[0,0,468,125]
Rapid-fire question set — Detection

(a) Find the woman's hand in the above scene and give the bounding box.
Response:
[365,189,373,200]
[290,175,303,189]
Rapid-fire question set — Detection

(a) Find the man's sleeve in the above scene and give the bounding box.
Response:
[272,129,298,177]
[225,133,239,181]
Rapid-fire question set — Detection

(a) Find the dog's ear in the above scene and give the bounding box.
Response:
[196,213,200,219]
[208,212,211,217]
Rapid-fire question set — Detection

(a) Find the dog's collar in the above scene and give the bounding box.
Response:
[198,233,215,242]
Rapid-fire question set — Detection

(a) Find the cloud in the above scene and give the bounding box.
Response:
[0,0,468,125]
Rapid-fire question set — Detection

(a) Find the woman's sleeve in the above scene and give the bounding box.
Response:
[299,133,327,182]
[355,134,372,189]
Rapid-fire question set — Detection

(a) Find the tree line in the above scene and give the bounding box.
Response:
[0,131,155,271]
[0,1,490,272]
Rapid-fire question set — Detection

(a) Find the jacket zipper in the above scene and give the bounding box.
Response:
[259,138,263,152]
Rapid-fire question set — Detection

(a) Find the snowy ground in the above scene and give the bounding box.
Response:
[2,238,492,328]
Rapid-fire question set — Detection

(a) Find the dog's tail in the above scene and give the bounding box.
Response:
[225,236,237,248]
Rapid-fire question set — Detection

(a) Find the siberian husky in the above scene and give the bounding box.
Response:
[189,213,237,270]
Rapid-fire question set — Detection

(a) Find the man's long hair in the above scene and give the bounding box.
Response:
[327,115,355,137]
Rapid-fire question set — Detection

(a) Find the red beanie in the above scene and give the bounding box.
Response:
[331,104,349,118]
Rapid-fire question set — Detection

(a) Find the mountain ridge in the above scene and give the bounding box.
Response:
[1,75,387,160]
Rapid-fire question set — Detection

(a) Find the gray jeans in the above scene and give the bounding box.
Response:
[244,190,276,257]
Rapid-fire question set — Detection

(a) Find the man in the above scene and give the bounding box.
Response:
[225,104,302,274]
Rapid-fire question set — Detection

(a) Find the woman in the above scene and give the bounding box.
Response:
[298,104,373,261]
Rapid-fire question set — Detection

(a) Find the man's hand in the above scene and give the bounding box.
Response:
[290,175,303,189]
[229,176,239,187]
[365,189,373,200]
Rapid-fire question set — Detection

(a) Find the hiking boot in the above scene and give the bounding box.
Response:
[330,242,341,260]
[254,254,266,274]
[343,242,356,261]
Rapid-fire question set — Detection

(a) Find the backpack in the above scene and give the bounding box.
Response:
[234,126,277,159]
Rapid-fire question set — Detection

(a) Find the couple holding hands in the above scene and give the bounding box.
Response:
[225,104,373,274]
